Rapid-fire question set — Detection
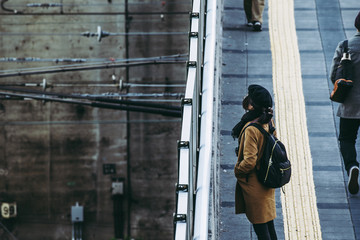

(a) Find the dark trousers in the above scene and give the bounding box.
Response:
[253,220,277,240]
[339,118,360,174]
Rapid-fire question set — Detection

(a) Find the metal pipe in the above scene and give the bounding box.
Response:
[0,54,187,63]
[0,86,182,110]
[0,119,181,126]
[0,83,185,88]
[0,91,182,118]
[0,60,185,78]
[0,11,190,16]
[27,3,62,7]
[0,221,18,240]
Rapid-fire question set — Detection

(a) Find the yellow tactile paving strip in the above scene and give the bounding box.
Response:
[268,0,322,239]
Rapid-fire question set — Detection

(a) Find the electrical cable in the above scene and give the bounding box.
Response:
[0,11,190,16]
[0,91,182,118]
[0,54,188,63]
[0,86,183,110]
[123,83,185,88]
[0,31,188,37]
[1,18,184,25]
[0,59,186,78]
[0,221,18,240]
[10,1,190,7]
[0,119,181,126]
[0,83,185,88]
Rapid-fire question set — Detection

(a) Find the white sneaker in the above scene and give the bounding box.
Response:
[348,166,359,195]
[247,22,253,27]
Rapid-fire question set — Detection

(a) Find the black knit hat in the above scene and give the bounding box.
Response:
[355,11,360,30]
[248,84,273,108]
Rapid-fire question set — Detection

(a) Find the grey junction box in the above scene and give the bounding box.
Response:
[71,202,84,223]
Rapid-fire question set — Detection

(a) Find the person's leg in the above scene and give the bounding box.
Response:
[251,0,265,31]
[244,0,253,25]
[339,118,360,194]
[253,222,271,240]
[339,118,360,172]
[251,0,265,23]
[267,220,277,240]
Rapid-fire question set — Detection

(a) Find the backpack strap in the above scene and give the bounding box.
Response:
[269,121,276,134]
[343,40,349,53]
[248,122,273,136]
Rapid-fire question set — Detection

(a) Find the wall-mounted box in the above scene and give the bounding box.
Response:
[71,202,83,223]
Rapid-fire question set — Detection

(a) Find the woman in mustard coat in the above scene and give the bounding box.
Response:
[232,85,277,240]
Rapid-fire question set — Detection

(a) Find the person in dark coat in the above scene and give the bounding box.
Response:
[330,11,360,195]
[233,85,278,240]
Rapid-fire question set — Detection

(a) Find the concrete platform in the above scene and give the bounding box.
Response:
[218,0,360,239]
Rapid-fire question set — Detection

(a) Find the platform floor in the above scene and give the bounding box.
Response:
[218,0,360,239]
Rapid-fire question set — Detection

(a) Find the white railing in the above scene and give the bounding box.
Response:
[174,0,218,238]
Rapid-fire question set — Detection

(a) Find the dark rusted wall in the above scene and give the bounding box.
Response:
[0,0,189,239]
[126,1,188,239]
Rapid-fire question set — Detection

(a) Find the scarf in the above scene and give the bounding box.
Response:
[231,110,262,139]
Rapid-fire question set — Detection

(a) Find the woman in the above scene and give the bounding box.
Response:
[233,84,277,240]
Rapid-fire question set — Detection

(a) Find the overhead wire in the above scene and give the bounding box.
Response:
[0,92,184,99]
[0,221,17,240]
[0,11,190,16]
[0,82,185,89]
[1,18,185,25]
[0,31,188,36]
[0,54,187,77]
[0,86,183,107]
[0,88,183,118]
[0,54,188,63]
[0,60,185,78]
[10,1,190,7]
[0,119,181,126]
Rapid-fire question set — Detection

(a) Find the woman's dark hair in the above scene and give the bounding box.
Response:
[249,98,273,124]
[242,95,250,110]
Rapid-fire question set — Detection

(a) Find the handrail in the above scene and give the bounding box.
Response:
[193,0,217,238]
[174,0,218,238]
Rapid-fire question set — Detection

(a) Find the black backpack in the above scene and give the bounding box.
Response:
[242,122,291,188]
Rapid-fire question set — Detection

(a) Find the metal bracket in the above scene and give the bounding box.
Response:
[173,214,187,223]
[190,12,199,18]
[81,26,110,42]
[181,98,192,106]
[42,78,47,90]
[176,184,189,192]
[177,141,189,149]
[189,32,198,38]
[187,61,197,68]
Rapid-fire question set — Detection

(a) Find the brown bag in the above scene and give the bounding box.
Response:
[330,40,353,103]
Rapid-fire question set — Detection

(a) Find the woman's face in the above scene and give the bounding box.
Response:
[243,95,254,111]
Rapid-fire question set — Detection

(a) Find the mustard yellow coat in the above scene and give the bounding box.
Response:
[234,121,276,224]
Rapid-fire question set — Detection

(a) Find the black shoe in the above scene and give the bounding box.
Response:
[246,22,253,27]
[253,21,262,31]
[348,166,359,195]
